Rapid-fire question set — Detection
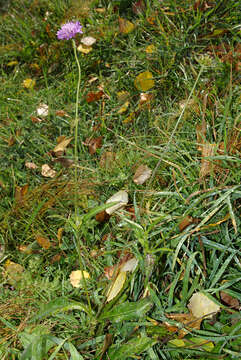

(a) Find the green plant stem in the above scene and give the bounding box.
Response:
[72,39,91,313]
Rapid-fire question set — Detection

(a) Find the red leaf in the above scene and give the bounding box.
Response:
[86,91,104,103]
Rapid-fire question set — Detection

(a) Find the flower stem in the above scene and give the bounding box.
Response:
[72,40,91,312]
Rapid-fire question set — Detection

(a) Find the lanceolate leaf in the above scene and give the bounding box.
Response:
[108,336,157,359]
[30,297,92,322]
[99,298,152,322]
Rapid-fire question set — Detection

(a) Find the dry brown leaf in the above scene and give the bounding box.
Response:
[57,227,64,243]
[54,157,74,168]
[100,151,115,169]
[41,164,56,178]
[196,121,207,151]
[96,210,110,223]
[200,143,216,178]
[220,291,240,309]
[179,216,200,232]
[133,164,152,185]
[35,235,51,250]
[165,312,202,338]
[25,162,38,169]
[51,253,62,264]
[84,136,103,155]
[15,184,29,204]
[53,137,73,155]
[86,91,104,103]
[31,116,42,123]
[55,110,70,117]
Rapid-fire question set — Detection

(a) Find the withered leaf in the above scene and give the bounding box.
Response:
[41,164,56,178]
[220,291,239,309]
[96,210,110,223]
[53,137,73,156]
[36,235,51,250]
[118,17,135,34]
[84,136,103,155]
[133,164,152,185]
[86,91,104,103]
[179,216,199,232]
[200,143,216,178]
[100,151,115,169]
[25,162,38,169]
[15,184,29,204]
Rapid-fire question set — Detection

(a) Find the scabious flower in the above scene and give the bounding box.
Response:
[57,21,83,40]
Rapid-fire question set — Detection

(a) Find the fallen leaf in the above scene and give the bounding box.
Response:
[196,121,207,151]
[22,78,36,89]
[86,91,104,103]
[117,101,130,114]
[123,111,136,124]
[96,210,110,223]
[84,136,103,155]
[165,312,202,337]
[200,143,216,178]
[139,92,153,106]
[41,164,56,178]
[55,110,70,117]
[118,17,135,34]
[54,157,74,168]
[179,216,199,232]
[51,253,62,264]
[31,116,42,123]
[106,271,126,302]
[188,292,220,319]
[106,190,128,215]
[36,235,51,250]
[8,135,15,146]
[37,103,49,117]
[134,71,155,91]
[81,36,96,46]
[220,291,239,309]
[133,164,152,185]
[77,43,93,54]
[57,227,64,243]
[15,184,29,204]
[53,137,73,156]
[104,265,117,280]
[69,270,90,288]
[120,257,138,272]
[25,162,38,169]
[145,44,156,54]
[100,151,115,169]
[17,245,32,254]
[117,91,130,102]
[4,260,24,283]
[7,60,18,66]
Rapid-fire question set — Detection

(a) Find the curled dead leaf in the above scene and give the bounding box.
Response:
[25,162,38,169]
[220,291,240,309]
[188,292,220,319]
[41,164,56,178]
[106,190,128,215]
[84,136,103,155]
[35,235,51,250]
[133,164,152,185]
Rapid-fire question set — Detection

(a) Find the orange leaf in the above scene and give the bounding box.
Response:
[36,235,51,250]
[86,91,104,103]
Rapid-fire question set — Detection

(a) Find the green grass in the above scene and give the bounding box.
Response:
[0,0,241,358]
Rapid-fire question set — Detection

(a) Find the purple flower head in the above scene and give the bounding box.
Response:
[57,21,83,40]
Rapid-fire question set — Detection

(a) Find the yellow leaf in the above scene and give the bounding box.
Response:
[123,111,135,124]
[117,91,130,102]
[77,43,92,54]
[118,17,135,34]
[134,71,154,91]
[70,270,90,288]
[4,260,24,283]
[7,60,18,66]
[188,292,220,319]
[145,44,156,54]
[168,339,185,347]
[22,78,36,89]
[106,271,126,302]
[117,101,130,114]
[53,137,73,154]
[36,235,51,250]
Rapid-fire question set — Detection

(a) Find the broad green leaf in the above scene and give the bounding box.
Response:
[108,336,156,359]
[134,71,155,91]
[30,297,92,322]
[188,337,214,352]
[168,339,185,347]
[99,298,152,322]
